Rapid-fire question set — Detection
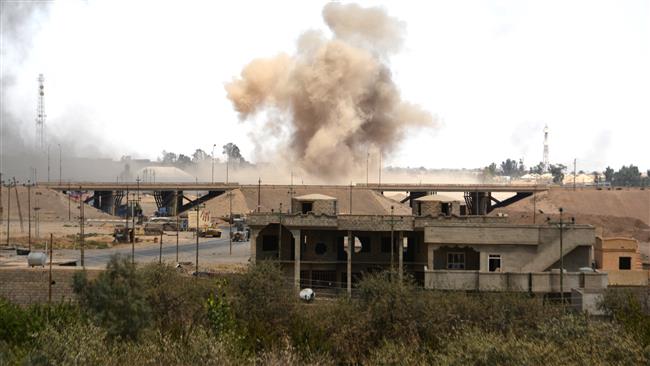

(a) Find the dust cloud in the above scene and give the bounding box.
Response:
[225,3,436,179]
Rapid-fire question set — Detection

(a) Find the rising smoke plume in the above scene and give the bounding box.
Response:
[225,3,436,178]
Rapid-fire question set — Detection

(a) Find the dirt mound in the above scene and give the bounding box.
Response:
[204,187,411,217]
[492,187,650,242]
[0,186,116,222]
[503,188,650,225]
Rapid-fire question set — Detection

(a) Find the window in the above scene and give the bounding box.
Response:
[441,202,450,216]
[488,254,501,272]
[381,236,392,253]
[301,202,313,214]
[315,242,327,255]
[417,202,422,216]
[447,252,465,269]
[619,256,632,270]
[262,235,278,251]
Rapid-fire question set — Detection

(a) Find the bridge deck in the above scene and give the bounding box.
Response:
[38,182,548,193]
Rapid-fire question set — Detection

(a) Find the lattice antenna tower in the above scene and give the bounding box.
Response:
[35,74,46,151]
[543,124,549,172]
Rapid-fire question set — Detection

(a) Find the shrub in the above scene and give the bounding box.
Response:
[139,262,215,340]
[73,254,150,340]
[600,288,650,346]
[229,261,297,351]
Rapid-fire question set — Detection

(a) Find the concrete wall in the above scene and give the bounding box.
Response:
[0,268,101,305]
[424,270,608,293]
[606,270,649,286]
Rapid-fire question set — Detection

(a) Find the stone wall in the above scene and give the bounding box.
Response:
[0,268,101,306]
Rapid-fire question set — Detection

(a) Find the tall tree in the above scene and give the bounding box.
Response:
[604,166,614,183]
[549,164,566,184]
[191,149,209,163]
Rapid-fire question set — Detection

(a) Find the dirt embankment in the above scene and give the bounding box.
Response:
[203,187,412,218]
[492,187,650,242]
[0,186,116,222]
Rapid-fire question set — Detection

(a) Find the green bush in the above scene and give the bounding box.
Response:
[73,254,150,340]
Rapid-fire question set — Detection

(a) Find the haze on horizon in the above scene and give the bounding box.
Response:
[1,0,648,176]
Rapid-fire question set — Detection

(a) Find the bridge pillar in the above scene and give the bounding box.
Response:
[92,191,116,215]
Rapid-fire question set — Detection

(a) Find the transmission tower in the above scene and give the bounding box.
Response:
[543,124,549,172]
[35,74,46,151]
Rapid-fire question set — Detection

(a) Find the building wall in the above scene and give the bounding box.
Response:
[291,199,337,215]
[0,268,101,306]
[594,237,642,271]
[413,200,462,217]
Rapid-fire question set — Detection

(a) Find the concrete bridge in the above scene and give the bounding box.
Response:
[38,182,548,217]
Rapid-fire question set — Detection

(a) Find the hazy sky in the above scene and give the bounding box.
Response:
[2,0,649,172]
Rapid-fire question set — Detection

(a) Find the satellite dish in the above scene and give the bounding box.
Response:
[299,288,315,302]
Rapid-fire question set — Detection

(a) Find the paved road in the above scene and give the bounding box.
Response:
[56,229,250,269]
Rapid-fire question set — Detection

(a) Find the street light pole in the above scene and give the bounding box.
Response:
[47,145,50,183]
[211,144,216,184]
[58,144,61,184]
[559,207,564,304]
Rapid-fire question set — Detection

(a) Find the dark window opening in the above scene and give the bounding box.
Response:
[262,235,278,251]
[315,242,327,255]
[301,202,313,214]
[337,237,346,260]
[441,203,450,216]
[417,202,422,216]
[488,254,501,272]
[447,252,465,269]
[619,256,632,270]
[381,236,392,253]
[460,205,467,216]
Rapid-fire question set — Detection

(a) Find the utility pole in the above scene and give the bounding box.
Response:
[257,178,261,213]
[47,145,50,183]
[26,181,31,251]
[195,202,200,273]
[13,178,23,233]
[159,231,163,264]
[229,189,233,255]
[175,189,179,263]
[573,158,577,191]
[67,182,71,221]
[0,173,3,218]
[79,186,85,269]
[136,176,141,202]
[547,207,573,305]
[211,144,216,184]
[390,205,394,270]
[559,207,564,303]
[48,233,53,303]
[366,149,369,185]
[378,149,382,187]
[58,144,61,184]
[278,203,282,260]
[225,150,230,184]
[5,179,11,246]
[349,183,353,214]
